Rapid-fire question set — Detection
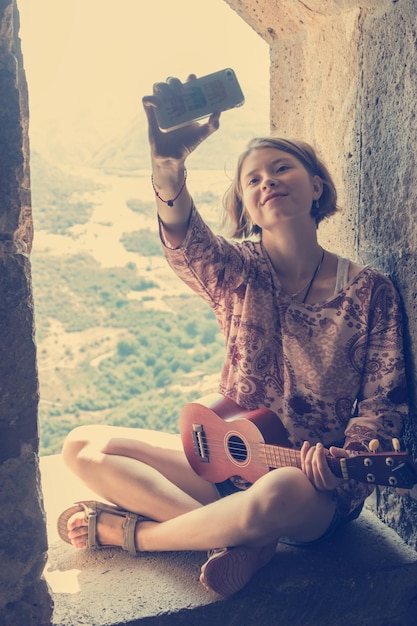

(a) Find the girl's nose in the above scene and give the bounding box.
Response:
[262,178,276,190]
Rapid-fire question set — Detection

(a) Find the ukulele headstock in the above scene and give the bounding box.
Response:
[332,440,417,489]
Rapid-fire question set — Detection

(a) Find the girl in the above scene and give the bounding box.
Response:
[58,77,407,597]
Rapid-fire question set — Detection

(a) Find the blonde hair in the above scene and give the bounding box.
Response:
[222,137,339,239]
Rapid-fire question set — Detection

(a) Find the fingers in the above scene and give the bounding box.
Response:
[142,95,161,139]
[142,79,176,121]
[192,111,221,146]
[148,76,183,104]
[328,446,350,459]
[143,73,200,106]
[142,74,221,161]
[207,111,221,132]
[166,76,184,91]
[312,443,332,490]
[301,441,342,491]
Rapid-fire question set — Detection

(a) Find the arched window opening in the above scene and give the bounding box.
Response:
[18,0,269,458]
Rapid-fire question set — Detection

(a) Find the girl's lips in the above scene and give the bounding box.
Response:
[262,193,287,205]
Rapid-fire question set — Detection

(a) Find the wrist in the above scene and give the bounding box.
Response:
[151,160,186,188]
[151,167,187,208]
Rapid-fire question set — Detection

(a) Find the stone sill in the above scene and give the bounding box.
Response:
[40,455,417,626]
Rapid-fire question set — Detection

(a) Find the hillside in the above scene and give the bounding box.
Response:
[31,152,229,456]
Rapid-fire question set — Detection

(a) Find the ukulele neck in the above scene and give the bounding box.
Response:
[262,443,302,471]
[262,443,343,478]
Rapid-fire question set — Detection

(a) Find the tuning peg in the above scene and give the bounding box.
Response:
[369,439,380,453]
[392,438,401,452]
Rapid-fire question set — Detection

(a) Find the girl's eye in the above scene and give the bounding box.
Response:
[276,165,289,173]
[247,177,259,186]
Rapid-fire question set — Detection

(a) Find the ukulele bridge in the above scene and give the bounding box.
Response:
[192,423,209,463]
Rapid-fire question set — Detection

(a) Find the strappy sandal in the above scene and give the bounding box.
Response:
[200,544,276,596]
[57,500,148,555]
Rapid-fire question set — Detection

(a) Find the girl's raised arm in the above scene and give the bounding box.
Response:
[142,76,220,247]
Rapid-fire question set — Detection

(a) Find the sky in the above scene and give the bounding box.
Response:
[17,0,270,155]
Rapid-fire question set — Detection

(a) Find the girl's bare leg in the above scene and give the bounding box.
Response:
[62,425,335,553]
[135,467,335,552]
[62,424,220,520]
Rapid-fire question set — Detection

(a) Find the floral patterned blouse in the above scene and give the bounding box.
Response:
[160,205,408,515]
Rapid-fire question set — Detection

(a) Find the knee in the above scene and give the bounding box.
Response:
[61,425,101,474]
[246,467,313,521]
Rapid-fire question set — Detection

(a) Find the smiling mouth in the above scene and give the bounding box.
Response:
[261,193,286,205]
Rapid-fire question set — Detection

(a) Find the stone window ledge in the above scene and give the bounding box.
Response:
[41,455,417,626]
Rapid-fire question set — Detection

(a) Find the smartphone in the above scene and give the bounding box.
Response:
[154,68,245,132]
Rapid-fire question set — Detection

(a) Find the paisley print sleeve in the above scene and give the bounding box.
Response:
[344,273,408,452]
[332,273,409,517]
[160,204,257,305]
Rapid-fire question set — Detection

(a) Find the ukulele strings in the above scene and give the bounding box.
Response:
[192,434,301,468]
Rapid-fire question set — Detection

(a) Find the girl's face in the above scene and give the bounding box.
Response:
[239,148,323,231]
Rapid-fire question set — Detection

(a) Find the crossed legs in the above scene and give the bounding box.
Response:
[63,426,334,596]
[61,424,336,589]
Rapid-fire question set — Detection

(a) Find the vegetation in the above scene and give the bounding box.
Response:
[120,229,163,256]
[30,152,228,456]
[125,198,155,216]
[32,253,159,335]
[32,248,224,456]
[31,151,102,234]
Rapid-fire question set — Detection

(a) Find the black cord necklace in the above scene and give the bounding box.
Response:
[299,247,325,303]
[263,243,326,304]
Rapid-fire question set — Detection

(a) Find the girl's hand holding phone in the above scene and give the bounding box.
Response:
[142,70,244,163]
[143,83,220,163]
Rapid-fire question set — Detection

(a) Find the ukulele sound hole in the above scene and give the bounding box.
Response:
[228,435,248,463]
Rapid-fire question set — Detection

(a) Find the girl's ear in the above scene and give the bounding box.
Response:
[312,175,323,200]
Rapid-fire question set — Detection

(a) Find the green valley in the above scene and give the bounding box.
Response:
[31,154,226,456]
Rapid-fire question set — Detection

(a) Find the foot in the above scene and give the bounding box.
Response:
[57,500,150,554]
[67,507,125,549]
[200,543,276,596]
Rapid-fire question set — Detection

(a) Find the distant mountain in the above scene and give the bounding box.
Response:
[90,115,150,172]
[91,87,270,173]
[28,111,111,168]
[28,80,270,173]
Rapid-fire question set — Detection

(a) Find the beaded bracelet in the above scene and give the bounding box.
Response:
[151,168,187,207]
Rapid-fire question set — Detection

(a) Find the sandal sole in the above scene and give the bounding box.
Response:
[200,545,276,596]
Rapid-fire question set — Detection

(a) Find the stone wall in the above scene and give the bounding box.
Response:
[226,0,417,547]
[0,1,53,623]
[358,0,417,545]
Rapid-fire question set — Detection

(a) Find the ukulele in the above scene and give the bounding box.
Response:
[179,393,417,489]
